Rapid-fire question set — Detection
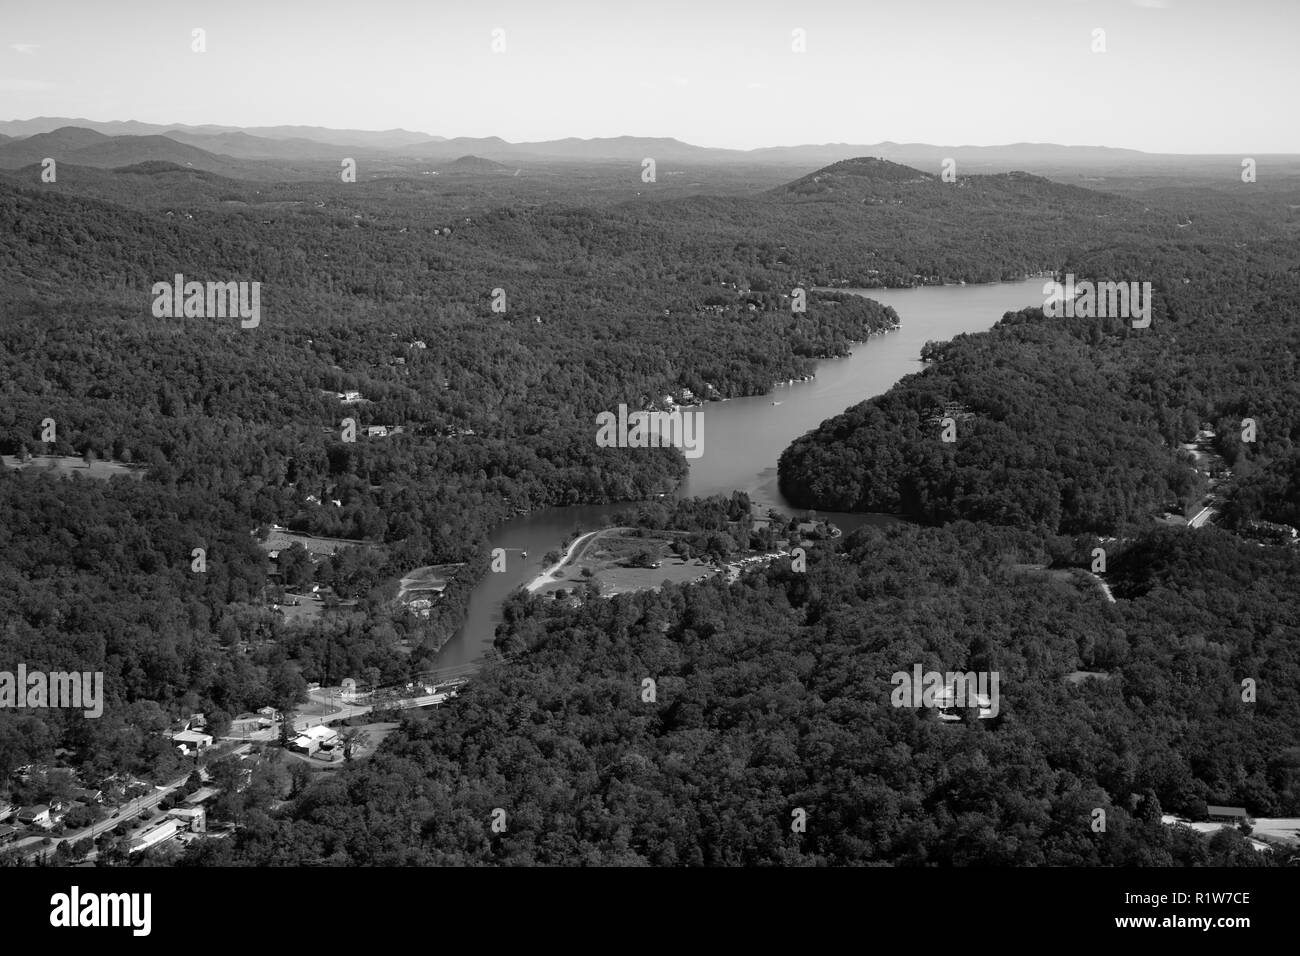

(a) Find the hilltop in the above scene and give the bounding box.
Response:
[438,155,512,175]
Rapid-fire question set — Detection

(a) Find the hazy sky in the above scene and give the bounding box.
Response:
[1,0,1294,151]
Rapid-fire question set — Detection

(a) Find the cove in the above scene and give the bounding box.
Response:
[433,277,1048,671]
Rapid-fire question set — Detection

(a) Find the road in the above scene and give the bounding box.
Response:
[525,530,600,592]
[10,769,192,860]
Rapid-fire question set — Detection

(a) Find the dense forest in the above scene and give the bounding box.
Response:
[0,156,1117,759]
[779,241,1300,535]
[181,521,1296,865]
[4,150,1299,866]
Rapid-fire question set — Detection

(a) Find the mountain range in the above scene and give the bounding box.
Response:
[2,118,1294,177]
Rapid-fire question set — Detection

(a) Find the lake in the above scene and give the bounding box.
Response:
[433,277,1048,671]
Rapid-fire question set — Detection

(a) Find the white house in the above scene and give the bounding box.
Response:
[167,806,206,833]
[290,725,340,756]
[172,729,213,753]
[17,805,51,828]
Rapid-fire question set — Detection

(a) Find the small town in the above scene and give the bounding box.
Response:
[0,675,466,865]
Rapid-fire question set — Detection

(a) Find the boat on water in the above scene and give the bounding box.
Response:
[771,401,783,406]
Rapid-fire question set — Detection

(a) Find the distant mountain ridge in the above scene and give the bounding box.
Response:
[0,127,245,174]
[0,118,1286,174]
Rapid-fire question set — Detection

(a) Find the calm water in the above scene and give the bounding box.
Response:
[433,278,1047,670]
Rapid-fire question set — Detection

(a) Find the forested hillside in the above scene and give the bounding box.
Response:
[779,240,1300,534]
[0,158,1110,773]
[5,153,1299,868]
[185,521,1295,865]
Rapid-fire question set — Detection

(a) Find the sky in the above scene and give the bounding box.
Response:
[0,0,1295,152]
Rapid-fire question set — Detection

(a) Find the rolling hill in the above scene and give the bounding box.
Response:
[0,129,247,174]
[438,155,512,175]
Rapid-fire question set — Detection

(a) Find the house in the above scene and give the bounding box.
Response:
[340,678,358,701]
[167,806,206,833]
[70,788,103,805]
[172,730,213,754]
[0,824,17,845]
[17,805,51,828]
[0,802,16,822]
[290,725,339,756]
[230,714,270,735]
[130,817,181,854]
[1206,805,1251,824]
[340,390,362,403]
[366,425,388,438]
[256,706,279,721]
[410,340,427,350]
[934,680,995,721]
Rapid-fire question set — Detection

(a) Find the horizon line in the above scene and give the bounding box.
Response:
[2,117,1294,157]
